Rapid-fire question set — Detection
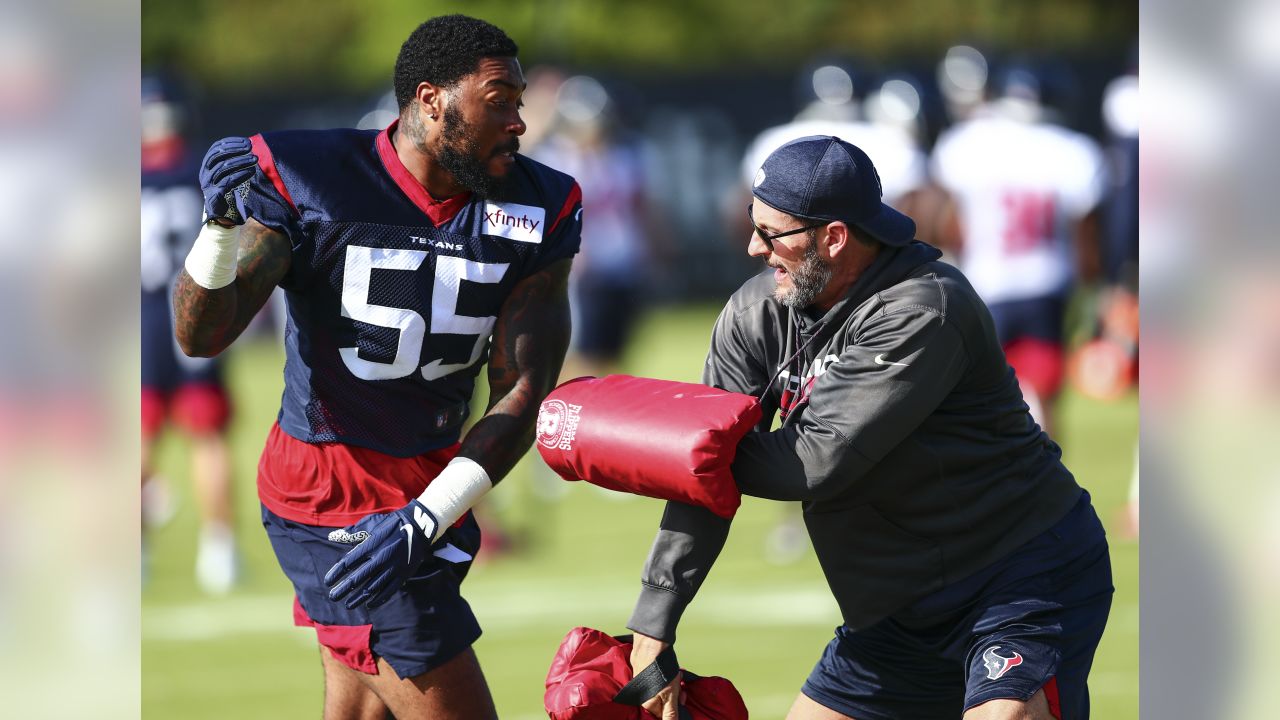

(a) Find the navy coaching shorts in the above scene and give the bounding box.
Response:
[261,505,483,679]
[802,493,1113,720]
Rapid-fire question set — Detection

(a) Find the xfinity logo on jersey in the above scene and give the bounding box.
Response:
[537,399,582,450]
[981,646,1024,680]
[483,201,545,244]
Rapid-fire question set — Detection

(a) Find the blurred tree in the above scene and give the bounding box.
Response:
[143,0,1135,93]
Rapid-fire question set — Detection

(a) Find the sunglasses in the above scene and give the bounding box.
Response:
[747,203,827,251]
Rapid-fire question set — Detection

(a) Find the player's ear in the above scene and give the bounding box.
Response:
[415,81,445,122]
[824,222,850,260]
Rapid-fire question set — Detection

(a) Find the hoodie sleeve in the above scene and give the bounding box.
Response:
[627,301,771,642]
[626,501,732,642]
[732,301,970,502]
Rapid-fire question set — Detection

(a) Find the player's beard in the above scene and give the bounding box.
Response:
[776,234,833,309]
[437,104,518,200]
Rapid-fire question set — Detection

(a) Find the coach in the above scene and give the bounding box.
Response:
[626,136,1113,720]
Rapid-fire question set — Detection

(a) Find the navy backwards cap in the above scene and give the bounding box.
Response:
[751,135,916,247]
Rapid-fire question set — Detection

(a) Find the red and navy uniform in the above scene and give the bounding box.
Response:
[237,122,582,678]
[242,121,582,526]
[142,163,230,438]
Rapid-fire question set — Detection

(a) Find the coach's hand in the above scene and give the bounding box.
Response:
[199,136,257,225]
[631,633,682,720]
[323,500,440,610]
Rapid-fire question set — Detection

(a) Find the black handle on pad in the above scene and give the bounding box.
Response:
[611,636,694,720]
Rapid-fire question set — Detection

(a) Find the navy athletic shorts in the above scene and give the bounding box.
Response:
[987,293,1067,345]
[261,505,483,679]
[802,493,1113,719]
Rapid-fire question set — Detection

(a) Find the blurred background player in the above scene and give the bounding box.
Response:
[140,73,240,594]
[532,74,656,379]
[742,64,928,225]
[510,73,659,547]
[936,45,991,125]
[930,65,1107,432]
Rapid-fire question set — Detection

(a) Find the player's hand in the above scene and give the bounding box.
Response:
[323,500,440,610]
[630,633,682,720]
[199,136,257,225]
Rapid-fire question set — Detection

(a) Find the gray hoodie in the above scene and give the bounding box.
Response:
[628,241,1083,641]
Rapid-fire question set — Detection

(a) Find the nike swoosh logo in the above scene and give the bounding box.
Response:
[400,523,414,563]
[874,354,910,367]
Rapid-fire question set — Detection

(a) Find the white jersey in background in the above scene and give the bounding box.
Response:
[931,112,1106,304]
[742,119,927,205]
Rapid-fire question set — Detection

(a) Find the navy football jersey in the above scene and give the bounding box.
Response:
[242,122,582,457]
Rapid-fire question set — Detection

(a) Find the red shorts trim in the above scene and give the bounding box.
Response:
[1042,676,1062,719]
[1003,337,1065,400]
[257,422,460,526]
[293,596,378,674]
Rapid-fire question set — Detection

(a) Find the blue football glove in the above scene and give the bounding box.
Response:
[199,136,258,224]
[323,500,441,610]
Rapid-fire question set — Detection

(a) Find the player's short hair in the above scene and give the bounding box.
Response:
[394,15,519,111]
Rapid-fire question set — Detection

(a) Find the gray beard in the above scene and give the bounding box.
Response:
[777,238,833,309]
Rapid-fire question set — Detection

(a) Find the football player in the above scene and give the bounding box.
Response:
[172,16,582,719]
[930,66,1107,433]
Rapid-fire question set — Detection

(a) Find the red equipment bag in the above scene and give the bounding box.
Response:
[535,375,762,519]
[544,626,749,720]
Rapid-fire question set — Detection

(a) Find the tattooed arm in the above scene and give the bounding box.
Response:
[457,257,573,482]
[173,218,292,357]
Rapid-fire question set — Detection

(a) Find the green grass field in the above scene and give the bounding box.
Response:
[142,302,1138,719]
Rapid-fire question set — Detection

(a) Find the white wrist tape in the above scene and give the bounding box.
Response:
[184,222,240,290]
[416,457,492,542]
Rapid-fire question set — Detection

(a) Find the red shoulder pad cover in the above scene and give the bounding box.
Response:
[536,375,762,519]
[544,627,749,720]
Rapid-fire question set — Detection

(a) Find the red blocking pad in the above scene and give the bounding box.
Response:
[545,627,749,720]
[535,375,762,519]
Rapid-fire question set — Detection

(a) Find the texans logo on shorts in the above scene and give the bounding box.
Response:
[981,645,1024,680]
